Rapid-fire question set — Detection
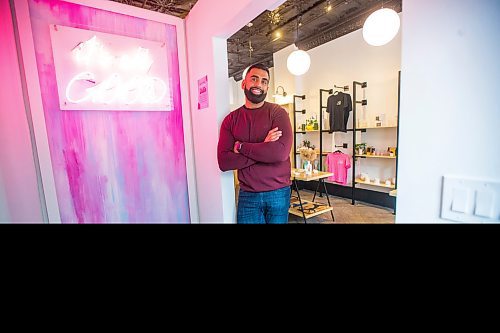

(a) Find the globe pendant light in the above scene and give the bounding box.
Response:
[286,14,310,76]
[287,46,311,76]
[362,8,400,46]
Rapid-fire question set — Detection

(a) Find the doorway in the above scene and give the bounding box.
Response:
[225,0,402,223]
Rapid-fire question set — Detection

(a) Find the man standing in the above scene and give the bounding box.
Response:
[217,63,293,224]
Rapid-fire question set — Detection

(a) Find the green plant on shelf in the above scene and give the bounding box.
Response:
[355,143,366,155]
[304,115,319,131]
[301,140,315,150]
[311,114,319,130]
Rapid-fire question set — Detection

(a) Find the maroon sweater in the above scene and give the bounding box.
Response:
[217,102,293,192]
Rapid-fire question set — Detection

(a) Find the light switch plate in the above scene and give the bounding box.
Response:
[475,190,496,218]
[441,176,500,223]
[451,187,471,213]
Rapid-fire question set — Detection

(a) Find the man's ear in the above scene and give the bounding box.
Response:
[241,80,245,90]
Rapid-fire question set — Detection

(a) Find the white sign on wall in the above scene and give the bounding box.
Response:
[49,24,172,111]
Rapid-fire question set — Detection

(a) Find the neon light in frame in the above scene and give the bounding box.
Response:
[50,25,172,111]
[65,72,167,105]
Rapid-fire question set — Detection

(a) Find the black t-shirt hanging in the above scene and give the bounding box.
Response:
[326,92,353,132]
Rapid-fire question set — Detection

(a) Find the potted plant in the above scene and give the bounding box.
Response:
[301,140,315,150]
[355,143,366,155]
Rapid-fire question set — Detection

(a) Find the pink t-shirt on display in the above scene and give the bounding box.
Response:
[326,152,351,185]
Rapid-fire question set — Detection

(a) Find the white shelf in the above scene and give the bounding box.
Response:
[296,130,320,133]
[358,126,397,130]
[289,198,333,219]
[355,154,396,159]
[324,179,352,187]
[355,178,395,189]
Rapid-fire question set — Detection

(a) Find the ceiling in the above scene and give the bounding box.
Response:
[111,0,401,81]
[228,0,401,80]
[111,0,198,18]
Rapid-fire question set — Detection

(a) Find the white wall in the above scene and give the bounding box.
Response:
[186,0,285,222]
[273,20,401,190]
[398,0,500,222]
[229,77,245,110]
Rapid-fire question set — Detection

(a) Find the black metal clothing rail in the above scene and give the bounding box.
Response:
[334,85,349,91]
[319,85,362,171]
[319,88,333,171]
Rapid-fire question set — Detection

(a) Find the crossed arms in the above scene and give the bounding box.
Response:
[217,110,292,172]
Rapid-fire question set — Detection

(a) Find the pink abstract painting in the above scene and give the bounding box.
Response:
[28,0,190,223]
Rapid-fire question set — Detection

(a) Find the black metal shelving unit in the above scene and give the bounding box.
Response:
[318,86,353,171]
[300,77,400,211]
[351,80,399,209]
[351,81,368,205]
[316,85,362,199]
[292,94,306,169]
[318,84,365,197]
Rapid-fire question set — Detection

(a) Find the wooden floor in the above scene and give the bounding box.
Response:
[288,189,395,224]
[235,186,395,224]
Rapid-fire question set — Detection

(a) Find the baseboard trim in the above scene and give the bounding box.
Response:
[297,181,396,210]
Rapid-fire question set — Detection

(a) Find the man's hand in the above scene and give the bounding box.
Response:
[233,141,241,154]
[233,128,281,154]
[264,127,282,143]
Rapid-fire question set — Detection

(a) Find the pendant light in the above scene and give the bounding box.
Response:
[287,14,311,76]
[362,7,400,46]
[287,48,311,76]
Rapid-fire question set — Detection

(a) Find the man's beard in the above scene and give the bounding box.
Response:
[244,87,267,104]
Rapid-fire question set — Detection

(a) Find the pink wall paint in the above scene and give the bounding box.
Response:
[0,0,43,222]
[27,0,190,223]
[185,0,285,222]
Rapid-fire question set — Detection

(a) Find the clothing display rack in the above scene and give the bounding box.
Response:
[298,77,400,212]
[319,85,364,171]
[313,85,357,199]
[292,94,306,168]
[318,88,333,171]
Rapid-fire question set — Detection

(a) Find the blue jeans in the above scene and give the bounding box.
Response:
[237,186,291,224]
